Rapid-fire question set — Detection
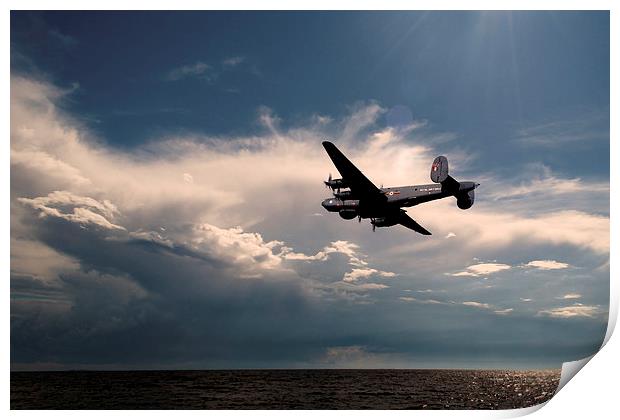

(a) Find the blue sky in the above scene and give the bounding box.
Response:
[12,11,609,173]
[11,11,609,370]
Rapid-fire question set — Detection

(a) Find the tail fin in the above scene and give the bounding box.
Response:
[430,156,449,183]
[430,156,460,192]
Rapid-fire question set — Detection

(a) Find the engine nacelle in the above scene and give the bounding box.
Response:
[334,189,354,200]
[456,190,475,210]
[339,209,357,220]
[340,199,359,210]
[321,198,360,212]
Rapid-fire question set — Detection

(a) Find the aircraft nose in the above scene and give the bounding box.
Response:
[475,183,480,188]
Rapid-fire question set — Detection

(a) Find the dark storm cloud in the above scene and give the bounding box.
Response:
[11,211,313,367]
[10,206,606,369]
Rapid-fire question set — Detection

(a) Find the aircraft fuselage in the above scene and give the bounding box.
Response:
[322,181,477,219]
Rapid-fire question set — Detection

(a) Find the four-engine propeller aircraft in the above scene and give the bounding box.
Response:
[321,141,479,235]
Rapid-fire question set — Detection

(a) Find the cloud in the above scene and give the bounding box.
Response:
[558,293,582,300]
[538,304,604,319]
[342,268,395,283]
[445,232,456,239]
[183,173,194,184]
[399,296,443,305]
[494,308,514,315]
[48,28,78,48]
[450,263,512,277]
[14,73,606,255]
[189,223,285,272]
[341,282,390,291]
[462,301,492,309]
[18,191,125,231]
[166,62,214,81]
[11,74,606,268]
[11,238,79,284]
[282,240,357,263]
[11,148,91,186]
[127,224,388,285]
[341,102,386,142]
[423,299,443,305]
[449,258,575,278]
[491,172,609,201]
[434,207,608,255]
[526,260,570,270]
[281,240,393,287]
[166,56,248,83]
[312,114,333,125]
[10,74,608,369]
[282,240,373,270]
[399,296,513,316]
[514,114,608,147]
[222,56,245,67]
[282,240,355,262]
[256,105,282,133]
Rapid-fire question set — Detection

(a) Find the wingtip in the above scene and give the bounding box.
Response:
[322,140,334,149]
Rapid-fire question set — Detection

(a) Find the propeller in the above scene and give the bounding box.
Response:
[324,173,332,189]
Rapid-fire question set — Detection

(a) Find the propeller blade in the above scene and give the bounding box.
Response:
[324,173,333,189]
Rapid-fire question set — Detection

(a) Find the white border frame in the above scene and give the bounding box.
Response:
[4,2,617,418]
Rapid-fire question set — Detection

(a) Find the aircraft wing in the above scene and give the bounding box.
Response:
[322,141,387,204]
[398,211,432,235]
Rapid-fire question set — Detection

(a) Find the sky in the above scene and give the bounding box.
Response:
[10,11,609,370]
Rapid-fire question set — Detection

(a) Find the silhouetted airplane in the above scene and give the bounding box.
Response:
[321,141,479,235]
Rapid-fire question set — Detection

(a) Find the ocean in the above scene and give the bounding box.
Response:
[11,369,560,410]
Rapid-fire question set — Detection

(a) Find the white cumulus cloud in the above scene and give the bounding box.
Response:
[538,304,603,319]
[342,268,395,283]
[558,293,582,299]
[450,263,512,277]
[18,191,124,231]
[526,260,570,270]
[462,301,493,309]
[494,308,514,315]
